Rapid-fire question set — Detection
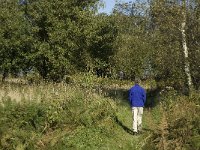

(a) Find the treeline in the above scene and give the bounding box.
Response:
[1,0,200,92]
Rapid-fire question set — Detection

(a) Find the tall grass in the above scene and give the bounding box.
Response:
[0,74,119,149]
[143,89,200,150]
[1,74,199,149]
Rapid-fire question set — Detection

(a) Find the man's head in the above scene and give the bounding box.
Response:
[134,77,141,84]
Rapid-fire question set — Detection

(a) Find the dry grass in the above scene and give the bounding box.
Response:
[0,80,76,103]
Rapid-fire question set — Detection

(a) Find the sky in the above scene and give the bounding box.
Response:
[99,0,133,14]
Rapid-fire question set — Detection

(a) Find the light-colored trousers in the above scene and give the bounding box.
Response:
[132,107,143,132]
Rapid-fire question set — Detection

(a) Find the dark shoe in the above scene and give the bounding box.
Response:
[138,130,143,134]
[133,131,138,135]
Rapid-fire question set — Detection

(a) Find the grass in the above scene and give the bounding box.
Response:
[143,89,200,150]
[0,73,199,149]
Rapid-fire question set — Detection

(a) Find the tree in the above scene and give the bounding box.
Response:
[0,0,119,81]
[0,0,31,81]
[24,0,100,81]
[112,1,151,79]
[186,0,200,89]
[181,0,193,92]
[150,4,182,89]
[149,0,196,93]
[85,14,118,74]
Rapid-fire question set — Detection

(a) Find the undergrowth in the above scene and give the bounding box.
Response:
[143,89,200,150]
[0,74,119,149]
[0,73,199,149]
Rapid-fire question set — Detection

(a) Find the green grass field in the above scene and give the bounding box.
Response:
[0,74,199,150]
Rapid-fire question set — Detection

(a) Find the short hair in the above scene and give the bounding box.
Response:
[135,78,141,84]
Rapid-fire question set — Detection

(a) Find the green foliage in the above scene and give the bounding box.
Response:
[1,0,200,149]
[144,90,200,150]
[0,81,117,149]
[149,0,200,91]
[0,0,200,93]
[187,2,200,89]
[0,0,31,76]
[1,75,200,149]
[52,126,114,149]
[0,99,45,149]
[112,1,151,79]
[150,1,186,90]
[26,0,98,80]
[0,0,119,81]
[87,14,118,62]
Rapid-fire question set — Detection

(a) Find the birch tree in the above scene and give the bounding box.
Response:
[149,0,197,93]
[181,0,193,92]
[187,0,200,89]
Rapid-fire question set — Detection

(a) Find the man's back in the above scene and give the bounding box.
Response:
[129,84,146,107]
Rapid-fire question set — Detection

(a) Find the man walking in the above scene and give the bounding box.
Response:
[129,78,146,134]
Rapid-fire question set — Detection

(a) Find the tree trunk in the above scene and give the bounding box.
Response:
[2,70,8,82]
[181,3,193,93]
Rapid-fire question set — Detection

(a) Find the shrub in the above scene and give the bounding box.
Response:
[143,90,200,150]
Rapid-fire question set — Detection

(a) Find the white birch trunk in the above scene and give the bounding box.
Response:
[181,9,193,91]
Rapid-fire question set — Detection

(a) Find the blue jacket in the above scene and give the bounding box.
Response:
[129,84,146,107]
